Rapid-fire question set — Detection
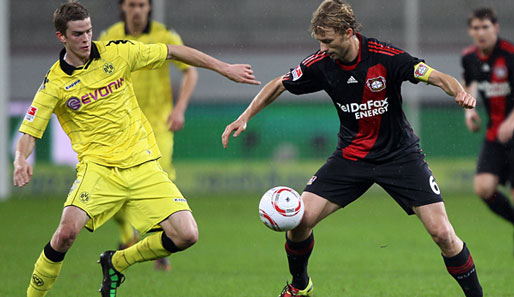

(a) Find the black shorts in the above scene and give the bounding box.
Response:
[304,151,443,215]
[476,140,514,186]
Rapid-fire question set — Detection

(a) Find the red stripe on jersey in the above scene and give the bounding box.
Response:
[304,53,330,67]
[368,45,402,55]
[461,45,477,56]
[368,41,404,53]
[369,49,395,56]
[500,40,514,54]
[303,52,328,66]
[486,56,508,141]
[342,64,387,160]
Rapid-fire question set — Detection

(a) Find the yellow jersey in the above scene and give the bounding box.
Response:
[19,40,168,168]
[99,21,190,133]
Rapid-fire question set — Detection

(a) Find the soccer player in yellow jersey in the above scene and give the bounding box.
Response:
[12,3,259,297]
[99,0,198,271]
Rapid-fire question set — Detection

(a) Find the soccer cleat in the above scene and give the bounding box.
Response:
[154,257,171,271]
[98,250,125,297]
[278,278,314,297]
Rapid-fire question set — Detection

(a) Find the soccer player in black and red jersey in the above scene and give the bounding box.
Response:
[462,8,514,245]
[222,1,483,296]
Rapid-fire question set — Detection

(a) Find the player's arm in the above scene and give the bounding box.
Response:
[418,64,476,109]
[462,81,481,132]
[168,67,199,132]
[497,105,514,143]
[166,44,260,85]
[13,133,36,187]
[222,76,286,148]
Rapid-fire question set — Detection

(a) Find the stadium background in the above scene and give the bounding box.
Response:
[2,1,514,296]
[6,0,514,197]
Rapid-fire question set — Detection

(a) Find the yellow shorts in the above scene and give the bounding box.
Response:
[65,160,190,234]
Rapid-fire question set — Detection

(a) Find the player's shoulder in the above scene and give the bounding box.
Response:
[498,38,514,55]
[301,50,330,68]
[366,37,405,57]
[150,21,183,44]
[461,45,477,58]
[98,22,125,40]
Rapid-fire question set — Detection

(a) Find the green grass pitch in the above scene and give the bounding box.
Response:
[1,191,513,297]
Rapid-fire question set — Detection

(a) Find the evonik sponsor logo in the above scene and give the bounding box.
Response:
[66,77,124,110]
[337,97,389,120]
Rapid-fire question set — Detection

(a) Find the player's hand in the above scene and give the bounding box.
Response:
[167,109,185,132]
[13,158,33,187]
[222,64,261,85]
[222,118,247,148]
[465,109,481,132]
[455,91,476,109]
[498,120,514,143]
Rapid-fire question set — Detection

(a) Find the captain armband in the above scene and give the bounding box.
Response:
[413,62,434,83]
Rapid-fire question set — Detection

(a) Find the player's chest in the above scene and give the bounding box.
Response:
[60,63,129,111]
[471,56,509,82]
[324,63,389,104]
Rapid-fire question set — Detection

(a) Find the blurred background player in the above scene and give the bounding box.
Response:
[223,0,483,296]
[99,0,198,271]
[462,7,514,247]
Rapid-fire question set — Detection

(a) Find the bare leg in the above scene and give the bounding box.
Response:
[415,202,482,297]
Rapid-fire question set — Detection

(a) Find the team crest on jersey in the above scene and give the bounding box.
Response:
[292,65,303,81]
[366,76,386,92]
[493,65,507,79]
[25,106,38,122]
[79,191,90,203]
[103,62,115,75]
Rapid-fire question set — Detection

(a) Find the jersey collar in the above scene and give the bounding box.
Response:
[335,33,368,71]
[59,42,101,75]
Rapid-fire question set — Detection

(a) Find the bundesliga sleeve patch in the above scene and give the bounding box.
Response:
[413,62,433,82]
[291,65,303,81]
[25,106,38,122]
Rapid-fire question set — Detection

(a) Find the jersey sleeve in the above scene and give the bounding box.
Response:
[109,40,168,72]
[461,55,475,87]
[282,55,324,95]
[389,51,424,84]
[166,29,191,72]
[18,76,59,139]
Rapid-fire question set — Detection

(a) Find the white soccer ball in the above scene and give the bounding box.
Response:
[259,186,305,231]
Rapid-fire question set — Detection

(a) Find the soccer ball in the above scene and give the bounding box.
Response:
[259,186,304,231]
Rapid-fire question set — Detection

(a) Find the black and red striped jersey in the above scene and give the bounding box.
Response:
[461,38,514,142]
[282,34,423,162]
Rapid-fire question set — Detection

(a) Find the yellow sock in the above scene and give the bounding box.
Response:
[27,251,63,297]
[112,231,171,272]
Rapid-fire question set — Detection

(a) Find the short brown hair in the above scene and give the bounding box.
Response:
[311,0,361,36]
[53,2,90,35]
[467,7,497,26]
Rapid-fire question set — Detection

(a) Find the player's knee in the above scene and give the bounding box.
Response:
[176,226,198,249]
[298,209,318,230]
[474,182,495,199]
[53,225,79,250]
[429,225,454,246]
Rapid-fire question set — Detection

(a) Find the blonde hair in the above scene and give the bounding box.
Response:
[311,0,361,35]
